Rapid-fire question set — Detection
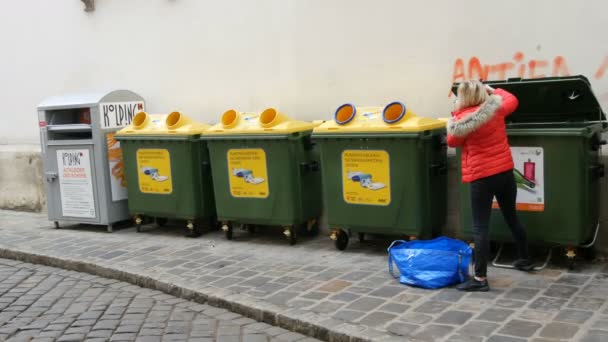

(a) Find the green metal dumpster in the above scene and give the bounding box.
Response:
[312,102,448,250]
[455,76,606,263]
[202,108,322,245]
[116,111,216,237]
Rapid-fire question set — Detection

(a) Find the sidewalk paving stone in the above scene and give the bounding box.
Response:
[1,209,608,341]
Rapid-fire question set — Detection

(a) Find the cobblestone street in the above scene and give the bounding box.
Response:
[0,258,319,342]
[2,210,608,341]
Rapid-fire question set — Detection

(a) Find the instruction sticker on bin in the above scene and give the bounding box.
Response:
[342,150,391,206]
[228,149,269,198]
[136,149,173,194]
[56,149,96,218]
[493,146,544,211]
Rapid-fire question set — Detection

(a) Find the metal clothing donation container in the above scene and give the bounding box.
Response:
[38,90,145,232]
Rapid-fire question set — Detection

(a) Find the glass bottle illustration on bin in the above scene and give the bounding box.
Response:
[141,167,169,182]
[524,158,536,182]
[514,159,536,192]
[347,171,386,190]
[233,168,265,185]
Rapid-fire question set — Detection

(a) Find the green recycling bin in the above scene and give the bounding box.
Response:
[456,76,606,261]
[312,101,448,250]
[115,111,216,237]
[202,108,322,245]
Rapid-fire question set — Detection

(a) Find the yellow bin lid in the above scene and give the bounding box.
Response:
[313,102,445,134]
[204,108,320,135]
[116,111,210,136]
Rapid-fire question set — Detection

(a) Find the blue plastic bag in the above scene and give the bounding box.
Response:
[388,236,473,289]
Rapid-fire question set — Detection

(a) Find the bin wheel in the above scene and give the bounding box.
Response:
[285,226,297,246]
[565,247,577,270]
[156,217,168,227]
[107,224,113,233]
[358,233,365,243]
[306,219,320,236]
[213,219,222,231]
[186,220,203,238]
[296,220,318,237]
[335,230,349,251]
[134,216,144,232]
[54,221,60,229]
[234,223,253,235]
[568,257,577,271]
[225,224,233,240]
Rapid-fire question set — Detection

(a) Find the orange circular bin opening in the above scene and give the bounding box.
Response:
[221,109,238,127]
[260,108,279,126]
[383,102,406,123]
[166,111,184,128]
[133,112,148,128]
[334,103,356,125]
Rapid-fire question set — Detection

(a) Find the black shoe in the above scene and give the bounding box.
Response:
[514,259,535,272]
[457,278,490,292]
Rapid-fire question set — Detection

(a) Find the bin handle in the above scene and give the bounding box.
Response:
[45,172,58,183]
[304,136,316,151]
[590,164,604,179]
[591,138,607,151]
[300,161,319,173]
[439,135,448,149]
[430,163,447,176]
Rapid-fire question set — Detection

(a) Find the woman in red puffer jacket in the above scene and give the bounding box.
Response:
[447,80,533,292]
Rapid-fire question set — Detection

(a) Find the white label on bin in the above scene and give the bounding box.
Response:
[99,101,145,129]
[493,146,544,211]
[56,149,96,218]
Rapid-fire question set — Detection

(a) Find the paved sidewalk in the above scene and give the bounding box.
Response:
[1,210,608,341]
[0,258,320,342]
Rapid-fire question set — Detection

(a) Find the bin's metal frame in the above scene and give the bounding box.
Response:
[491,222,600,270]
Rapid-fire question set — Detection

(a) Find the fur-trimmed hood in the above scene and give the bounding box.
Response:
[447,95,503,138]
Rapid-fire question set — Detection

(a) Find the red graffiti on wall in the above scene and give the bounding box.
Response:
[595,56,608,80]
[593,56,608,104]
[449,52,570,96]
[450,53,608,104]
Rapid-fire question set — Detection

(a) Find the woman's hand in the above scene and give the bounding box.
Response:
[485,85,495,94]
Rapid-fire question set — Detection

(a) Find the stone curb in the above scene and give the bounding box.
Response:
[0,247,399,342]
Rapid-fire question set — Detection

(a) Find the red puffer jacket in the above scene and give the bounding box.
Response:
[447,88,519,183]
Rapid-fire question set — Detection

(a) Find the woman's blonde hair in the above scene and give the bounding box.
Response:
[456,80,488,110]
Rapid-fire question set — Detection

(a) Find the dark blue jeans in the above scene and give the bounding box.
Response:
[470,170,529,277]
